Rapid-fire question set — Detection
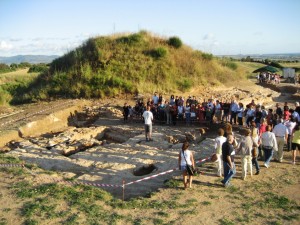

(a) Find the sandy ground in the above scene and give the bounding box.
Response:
[0,79,299,224]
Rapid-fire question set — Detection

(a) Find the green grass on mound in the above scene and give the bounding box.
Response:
[8,31,247,104]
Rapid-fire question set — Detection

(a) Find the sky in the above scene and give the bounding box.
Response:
[0,0,300,57]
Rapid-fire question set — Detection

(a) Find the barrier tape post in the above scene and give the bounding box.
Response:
[122,179,125,202]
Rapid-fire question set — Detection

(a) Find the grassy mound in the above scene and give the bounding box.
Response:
[10,31,244,103]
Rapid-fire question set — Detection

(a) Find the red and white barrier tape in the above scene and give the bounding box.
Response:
[0,154,214,189]
[0,163,24,168]
[195,155,211,164]
[0,163,121,188]
[55,179,121,188]
[124,168,177,186]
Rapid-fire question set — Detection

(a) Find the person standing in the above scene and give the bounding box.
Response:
[142,105,154,141]
[222,100,230,123]
[184,102,191,125]
[291,125,300,164]
[123,103,129,122]
[237,129,254,180]
[261,125,278,168]
[245,104,255,127]
[221,134,236,187]
[170,104,177,125]
[258,118,267,159]
[214,128,227,177]
[164,101,171,125]
[152,92,159,106]
[273,118,288,162]
[237,102,244,126]
[275,103,283,118]
[230,100,239,125]
[214,100,222,124]
[285,116,297,152]
[178,142,195,189]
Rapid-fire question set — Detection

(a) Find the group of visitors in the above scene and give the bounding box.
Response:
[123,92,300,189]
[177,100,300,189]
[123,93,300,130]
[257,72,280,84]
[122,93,239,125]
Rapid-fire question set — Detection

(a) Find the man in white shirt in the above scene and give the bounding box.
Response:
[142,105,154,141]
[272,118,288,162]
[261,125,277,168]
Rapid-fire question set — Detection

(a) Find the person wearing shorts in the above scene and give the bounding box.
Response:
[292,125,300,164]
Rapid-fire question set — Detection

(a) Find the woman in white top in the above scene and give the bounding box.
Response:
[260,125,277,168]
[214,128,227,177]
[285,116,297,151]
[178,142,195,189]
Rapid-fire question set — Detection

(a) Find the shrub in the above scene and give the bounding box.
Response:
[0,63,12,73]
[148,47,168,59]
[168,36,182,48]
[221,60,238,70]
[116,33,143,45]
[270,61,282,68]
[177,79,192,91]
[18,62,31,68]
[28,64,48,73]
[201,52,213,61]
[0,87,12,105]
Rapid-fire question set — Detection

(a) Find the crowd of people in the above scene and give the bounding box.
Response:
[179,115,300,189]
[123,93,300,188]
[123,92,300,129]
[123,92,300,189]
[257,72,281,84]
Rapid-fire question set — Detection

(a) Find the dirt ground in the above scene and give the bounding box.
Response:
[0,79,300,225]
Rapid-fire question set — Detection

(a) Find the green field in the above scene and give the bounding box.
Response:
[0,68,39,105]
[0,68,39,85]
[280,62,300,69]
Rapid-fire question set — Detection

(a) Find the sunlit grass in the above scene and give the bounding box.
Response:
[0,68,38,85]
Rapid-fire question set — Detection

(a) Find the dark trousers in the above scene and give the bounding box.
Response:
[263,148,273,166]
[246,116,254,127]
[252,157,260,172]
[287,134,292,151]
[238,117,243,125]
[230,112,237,124]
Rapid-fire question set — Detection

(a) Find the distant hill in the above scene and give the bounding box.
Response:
[0,55,60,64]
[219,53,300,61]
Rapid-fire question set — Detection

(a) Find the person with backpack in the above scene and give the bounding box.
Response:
[178,142,195,189]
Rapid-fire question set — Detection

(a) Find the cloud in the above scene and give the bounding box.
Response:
[212,41,219,46]
[203,33,215,41]
[0,41,13,50]
[9,38,22,42]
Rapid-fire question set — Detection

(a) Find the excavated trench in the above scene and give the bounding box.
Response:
[2,103,210,199]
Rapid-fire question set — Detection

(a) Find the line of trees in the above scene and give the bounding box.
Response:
[240,56,298,67]
[0,62,31,73]
[0,62,48,74]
